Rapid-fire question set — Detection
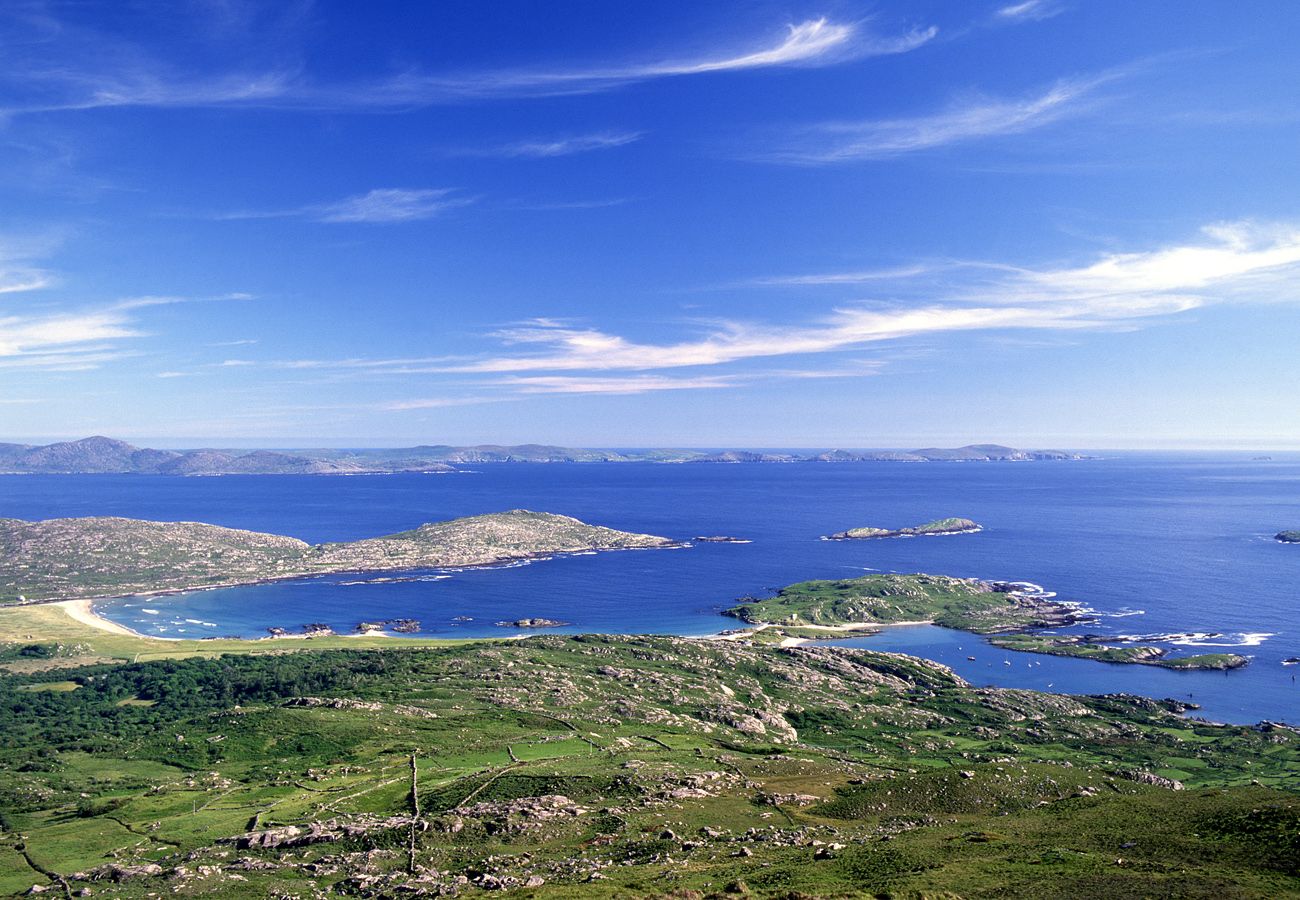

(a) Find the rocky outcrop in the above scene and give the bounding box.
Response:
[1117,769,1185,790]
[494,618,571,628]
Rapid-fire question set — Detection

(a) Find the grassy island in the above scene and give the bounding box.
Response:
[724,574,1251,671]
[826,517,982,540]
[0,612,1296,897]
[0,510,676,604]
[723,573,1078,633]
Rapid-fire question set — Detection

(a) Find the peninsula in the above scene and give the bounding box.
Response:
[825,517,982,540]
[723,573,1248,670]
[0,510,676,604]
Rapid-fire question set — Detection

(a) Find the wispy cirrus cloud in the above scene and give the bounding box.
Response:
[1,17,928,116]
[0,254,253,369]
[748,264,934,286]
[0,232,61,294]
[756,72,1113,164]
[435,221,1300,373]
[0,310,140,362]
[500,373,740,395]
[0,235,138,369]
[216,188,471,224]
[461,131,644,159]
[192,221,1300,398]
[996,0,1066,22]
[381,396,505,411]
[316,189,469,223]
[311,18,927,105]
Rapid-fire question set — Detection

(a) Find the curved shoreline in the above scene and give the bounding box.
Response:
[57,599,156,639]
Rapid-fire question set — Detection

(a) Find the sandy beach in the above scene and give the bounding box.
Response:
[777,619,934,647]
[56,598,159,639]
[704,619,934,647]
[53,598,405,642]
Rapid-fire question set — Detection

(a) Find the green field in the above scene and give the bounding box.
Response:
[0,600,1297,897]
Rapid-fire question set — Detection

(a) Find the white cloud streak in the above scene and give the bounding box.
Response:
[3,18,926,116]
[759,73,1111,164]
[187,221,1300,401]
[216,188,470,224]
[317,189,466,223]
[500,374,740,395]
[996,1,1065,22]
[436,222,1300,374]
[0,287,252,371]
[466,131,643,159]
[750,264,933,286]
[331,19,919,104]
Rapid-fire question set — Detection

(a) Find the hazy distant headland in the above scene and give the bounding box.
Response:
[0,436,1091,475]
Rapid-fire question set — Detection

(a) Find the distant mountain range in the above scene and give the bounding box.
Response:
[0,436,1091,475]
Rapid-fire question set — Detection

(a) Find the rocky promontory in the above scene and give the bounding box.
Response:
[0,510,678,603]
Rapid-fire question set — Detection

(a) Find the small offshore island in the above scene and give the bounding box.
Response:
[0,510,678,604]
[724,573,1249,670]
[825,517,982,540]
[1277,530,1300,544]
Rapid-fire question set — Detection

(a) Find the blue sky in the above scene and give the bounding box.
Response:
[2,1,1299,448]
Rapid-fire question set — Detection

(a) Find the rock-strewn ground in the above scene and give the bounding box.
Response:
[0,634,1295,897]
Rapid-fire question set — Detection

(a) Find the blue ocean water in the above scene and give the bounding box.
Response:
[2,454,1298,725]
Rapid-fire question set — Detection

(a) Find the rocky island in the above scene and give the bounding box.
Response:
[988,634,1250,670]
[825,517,982,540]
[494,618,571,629]
[0,510,678,603]
[723,573,1248,670]
[1276,530,1300,543]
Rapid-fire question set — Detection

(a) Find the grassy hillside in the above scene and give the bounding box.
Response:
[0,615,1296,897]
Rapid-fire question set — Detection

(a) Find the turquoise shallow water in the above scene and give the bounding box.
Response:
[2,452,1298,724]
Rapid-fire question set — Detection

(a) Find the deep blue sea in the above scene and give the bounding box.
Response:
[2,454,1298,725]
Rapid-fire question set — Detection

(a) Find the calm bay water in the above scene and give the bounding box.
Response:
[2,453,1298,725]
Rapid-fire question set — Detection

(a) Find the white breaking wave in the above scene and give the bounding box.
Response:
[1172,632,1274,648]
